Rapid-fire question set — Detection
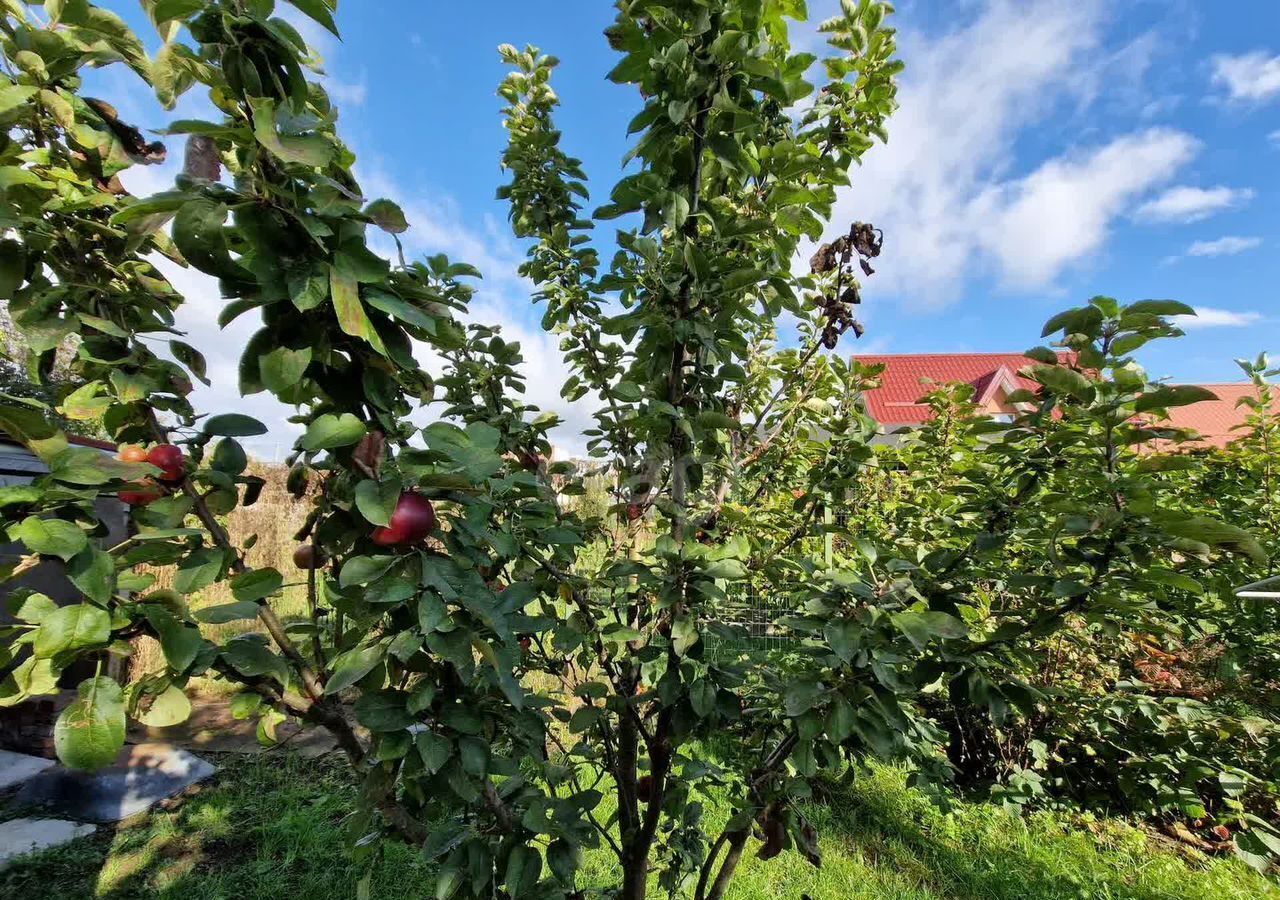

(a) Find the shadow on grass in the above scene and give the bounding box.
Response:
[2,753,1274,900]
[800,764,1276,900]
[0,753,427,900]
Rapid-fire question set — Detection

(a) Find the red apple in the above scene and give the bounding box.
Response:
[370,525,407,546]
[293,543,326,569]
[636,774,654,803]
[119,478,161,506]
[371,491,435,547]
[626,503,644,522]
[518,635,532,651]
[518,451,541,471]
[147,444,186,483]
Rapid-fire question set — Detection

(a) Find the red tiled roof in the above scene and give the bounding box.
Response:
[1156,384,1276,449]
[852,352,1059,426]
[851,353,1269,449]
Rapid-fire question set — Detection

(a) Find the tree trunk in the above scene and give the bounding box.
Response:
[620,846,649,900]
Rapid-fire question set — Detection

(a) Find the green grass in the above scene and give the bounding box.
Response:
[2,754,1274,899]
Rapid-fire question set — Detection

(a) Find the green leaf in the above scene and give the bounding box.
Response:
[195,601,261,624]
[340,554,397,587]
[285,0,339,37]
[151,0,205,24]
[55,677,126,770]
[172,199,245,282]
[210,438,247,475]
[1161,516,1266,562]
[569,705,601,733]
[48,447,131,486]
[1040,306,1101,338]
[355,478,402,526]
[330,266,387,355]
[222,635,289,683]
[547,839,579,885]
[415,730,450,773]
[1134,385,1218,413]
[892,610,969,649]
[610,381,642,402]
[827,695,855,742]
[59,381,112,421]
[7,591,58,624]
[203,413,268,437]
[784,680,823,717]
[505,845,540,896]
[109,370,152,403]
[11,516,88,561]
[364,289,436,333]
[354,690,415,731]
[696,411,740,431]
[0,402,57,442]
[689,679,716,717]
[302,413,366,451]
[671,615,699,656]
[136,684,191,727]
[824,620,859,663]
[174,547,225,595]
[145,608,204,672]
[325,643,385,694]
[33,603,111,658]
[701,558,745,580]
[1123,299,1195,319]
[260,346,312,393]
[249,97,334,167]
[67,547,114,604]
[170,340,210,386]
[364,199,408,234]
[230,568,284,603]
[1030,364,1094,400]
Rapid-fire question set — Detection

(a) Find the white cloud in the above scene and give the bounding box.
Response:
[326,74,368,107]
[1211,51,1280,103]
[972,129,1197,287]
[97,10,591,458]
[1186,235,1263,257]
[1270,128,1280,147]
[1174,307,1265,329]
[1133,185,1254,223]
[815,0,1196,304]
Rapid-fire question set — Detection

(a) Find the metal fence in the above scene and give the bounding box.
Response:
[703,502,851,657]
[704,579,800,657]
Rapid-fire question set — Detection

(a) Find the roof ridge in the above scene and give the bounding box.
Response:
[852,351,1043,358]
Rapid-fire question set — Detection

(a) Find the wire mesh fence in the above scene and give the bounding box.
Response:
[704,578,801,657]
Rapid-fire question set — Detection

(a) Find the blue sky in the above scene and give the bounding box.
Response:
[98,1,1278,456]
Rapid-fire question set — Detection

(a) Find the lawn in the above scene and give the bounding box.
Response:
[2,754,1275,899]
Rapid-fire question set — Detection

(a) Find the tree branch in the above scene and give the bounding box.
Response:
[145,408,329,704]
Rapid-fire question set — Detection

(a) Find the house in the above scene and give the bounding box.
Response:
[851,352,1266,449]
[852,352,1053,444]
[1,433,130,608]
[1,433,129,723]
[1152,383,1275,449]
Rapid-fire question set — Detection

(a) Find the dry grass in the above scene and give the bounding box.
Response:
[130,461,314,681]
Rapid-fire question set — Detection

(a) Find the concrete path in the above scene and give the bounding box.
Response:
[0,817,96,867]
[0,750,54,792]
[14,743,216,824]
